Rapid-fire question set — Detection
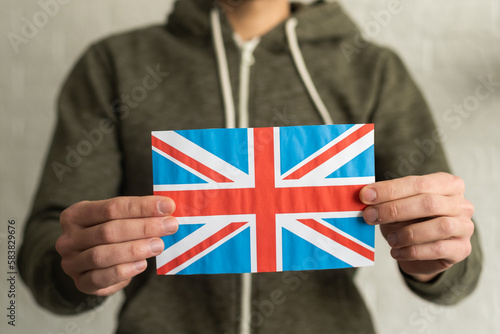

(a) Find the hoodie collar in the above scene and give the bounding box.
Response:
[166,0,357,51]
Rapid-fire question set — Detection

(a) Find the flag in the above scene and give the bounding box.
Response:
[152,124,375,275]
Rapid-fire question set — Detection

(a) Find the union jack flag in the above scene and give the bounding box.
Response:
[152,124,375,275]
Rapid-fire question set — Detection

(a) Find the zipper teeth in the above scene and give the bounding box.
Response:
[212,9,333,334]
[238,38,258,334]
[238,39,259,128]
[211,8,259,333]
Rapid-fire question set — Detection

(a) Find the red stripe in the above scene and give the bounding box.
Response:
[298,219,374,261]
[284,124,374,180]
[152,136,233,183]
[154,185,366,217]
[157,222,247,275]
[253,127,277,272]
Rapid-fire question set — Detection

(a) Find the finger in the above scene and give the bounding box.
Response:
[360,172,464,205]
[61,196,175,227]
[67,238,164,273]
[73,216,178,251]
[363,194,467,225]
[398,260,453,277]
[379,219,424,239]
[92,279,132,297]
[76,260,147,295]
[390,238,472,263]
[386,217,474,249]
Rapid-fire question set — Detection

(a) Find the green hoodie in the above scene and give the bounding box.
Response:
[19,1,482,333]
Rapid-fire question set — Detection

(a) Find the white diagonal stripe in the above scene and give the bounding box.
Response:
[156,215,254,274]
[165,226,249,275]
[297,130,374,182]
[152,131,250,183]
[280,124,364,179]
[282,219,374,268]
[152,146,214,184]
[315,218,374,252]
[156,221,231,269]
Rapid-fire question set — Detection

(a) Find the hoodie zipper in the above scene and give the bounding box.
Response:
[235,35,259,334]
[210,8,332,334]
[236,36,259,129]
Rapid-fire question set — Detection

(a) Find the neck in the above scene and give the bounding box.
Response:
[218,0,291,41]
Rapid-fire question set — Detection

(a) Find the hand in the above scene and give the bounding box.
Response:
[359,172,474,282]
[55,196,178,296]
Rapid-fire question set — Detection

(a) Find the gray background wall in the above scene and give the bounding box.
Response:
[1,0,498,333]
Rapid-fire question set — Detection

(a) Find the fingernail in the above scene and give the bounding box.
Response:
[364,207,378,224]
[391,248,400,259]
[387,233,398,247]
[362,188,377,203]
[150,239,164,254]
[158,199,175,215]
[163,217,178,234]
[134,260,147,271]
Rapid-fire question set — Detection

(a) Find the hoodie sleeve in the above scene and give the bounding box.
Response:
[18,43,121,314]
[370,49,482,304]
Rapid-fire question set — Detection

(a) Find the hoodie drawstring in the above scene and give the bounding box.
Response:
[285,18,333,125]
[210,8,334,334]
[211,9,236,128]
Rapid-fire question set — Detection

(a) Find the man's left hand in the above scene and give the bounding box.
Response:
[360,172,475,282]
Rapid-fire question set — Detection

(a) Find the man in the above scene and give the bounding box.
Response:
[19,0,481,333]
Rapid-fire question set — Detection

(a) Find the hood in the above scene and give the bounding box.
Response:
[166,0,358,50]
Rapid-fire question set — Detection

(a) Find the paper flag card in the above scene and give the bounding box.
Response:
[152,124,375,275]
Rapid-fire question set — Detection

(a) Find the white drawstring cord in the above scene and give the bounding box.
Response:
[285,17,334,125]
[211,9,236,128]
[239,273,252,334]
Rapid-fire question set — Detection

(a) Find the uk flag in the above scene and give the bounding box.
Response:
[152,124,375,275]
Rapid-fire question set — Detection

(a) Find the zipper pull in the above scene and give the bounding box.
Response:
[241,44,256,66]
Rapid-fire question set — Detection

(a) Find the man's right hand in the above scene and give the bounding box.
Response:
[55,196,178,296]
